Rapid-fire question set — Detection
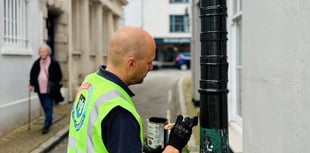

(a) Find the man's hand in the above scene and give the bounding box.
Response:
[166,115,195,152]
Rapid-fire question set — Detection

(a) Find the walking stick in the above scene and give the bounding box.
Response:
[28,90,31,130]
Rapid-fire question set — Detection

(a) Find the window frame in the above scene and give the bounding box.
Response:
[169,15,189,33]
[230,0,243,124]
[170,0,189,4]
[1,0,31,55]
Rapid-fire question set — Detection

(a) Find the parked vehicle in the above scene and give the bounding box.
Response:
[175,52,191,70]
[152,60,162,70]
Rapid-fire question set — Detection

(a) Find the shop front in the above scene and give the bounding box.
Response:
[154,38,191,67]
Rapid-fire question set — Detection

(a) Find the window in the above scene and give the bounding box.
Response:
[170,15,189,33]
[229,1,243,152]
[170,0,189,3]
[231,0,242,121]
[1,0,30,55]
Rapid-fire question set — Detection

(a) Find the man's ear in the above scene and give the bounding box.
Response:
[127,56,135,68]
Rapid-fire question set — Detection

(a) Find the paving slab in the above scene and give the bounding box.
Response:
[0,102,72,153]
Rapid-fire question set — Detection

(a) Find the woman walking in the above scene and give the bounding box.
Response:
[28,44,62,134]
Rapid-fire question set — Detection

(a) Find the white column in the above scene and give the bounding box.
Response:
[68,0,77,102]
[95,4,104,65]
[79,0,90,75]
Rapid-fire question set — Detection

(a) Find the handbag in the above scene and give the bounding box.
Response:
[47,81,59,95]
[42,62,64,102]
[47,81,64,103]
[43,67,60,96]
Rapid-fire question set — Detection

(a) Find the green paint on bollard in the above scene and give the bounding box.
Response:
[200,128,229,153]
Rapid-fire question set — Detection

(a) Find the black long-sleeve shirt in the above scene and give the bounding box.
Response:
[97,65,142,153]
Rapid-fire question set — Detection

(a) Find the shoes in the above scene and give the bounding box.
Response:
[42,127,49,134]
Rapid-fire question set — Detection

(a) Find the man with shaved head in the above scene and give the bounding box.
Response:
[68,26,193,153]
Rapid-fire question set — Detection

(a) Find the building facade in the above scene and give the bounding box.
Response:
[142,0,192,67]
[0,0,127,137]
[192,0,310,152]
[242,1,310,153]
[0,0,43,137]
[191,0,242,152]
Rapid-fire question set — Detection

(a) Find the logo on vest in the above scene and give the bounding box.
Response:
[76,95,86,118]
[72,83,93,131]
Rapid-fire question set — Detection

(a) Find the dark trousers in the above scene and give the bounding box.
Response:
[38,94,53,128]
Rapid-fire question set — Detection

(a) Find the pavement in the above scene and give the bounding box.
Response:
[0,102,72,153]
[0,73,200,153]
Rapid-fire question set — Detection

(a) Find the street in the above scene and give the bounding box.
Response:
[132,68,190,134]
[48,68,190,152]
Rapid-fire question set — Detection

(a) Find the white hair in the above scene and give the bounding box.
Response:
[39,44,52,55]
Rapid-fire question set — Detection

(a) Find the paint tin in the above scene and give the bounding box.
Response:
[146,117,168,149]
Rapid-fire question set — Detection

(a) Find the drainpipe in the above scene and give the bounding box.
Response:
[199,0,229,152]
[67,0,73,102]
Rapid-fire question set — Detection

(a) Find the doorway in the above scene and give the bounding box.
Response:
[46,13,57,57]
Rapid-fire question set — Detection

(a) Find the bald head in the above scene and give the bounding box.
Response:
[107,26,156,66]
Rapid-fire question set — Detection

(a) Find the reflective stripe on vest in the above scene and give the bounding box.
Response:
[68,73,143,153]
[68,90,126,152]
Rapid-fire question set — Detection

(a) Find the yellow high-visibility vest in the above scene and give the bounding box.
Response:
[67,72,143,153]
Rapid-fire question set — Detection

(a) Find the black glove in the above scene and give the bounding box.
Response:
[167,115,194,152]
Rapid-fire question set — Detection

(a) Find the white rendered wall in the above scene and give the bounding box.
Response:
[243,0,310,152]
[123,0,143,27]
[0,0,43,137]
[143,0,191,38]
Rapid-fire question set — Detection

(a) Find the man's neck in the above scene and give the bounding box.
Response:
[105,65,128,86]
